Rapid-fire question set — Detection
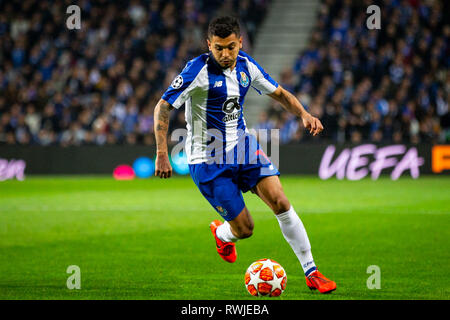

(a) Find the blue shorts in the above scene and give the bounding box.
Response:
[189,157,280,221]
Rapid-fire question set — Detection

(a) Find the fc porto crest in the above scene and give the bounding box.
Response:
[240,72,249,87]
[216,206,228,217]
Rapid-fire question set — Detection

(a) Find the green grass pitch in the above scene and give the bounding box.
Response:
[0,175,449,300]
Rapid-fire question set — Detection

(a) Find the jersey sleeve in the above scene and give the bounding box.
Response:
[245,55,279,95]
[161,59,203,109]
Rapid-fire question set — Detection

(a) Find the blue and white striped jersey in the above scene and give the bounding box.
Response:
[162,50,279,164]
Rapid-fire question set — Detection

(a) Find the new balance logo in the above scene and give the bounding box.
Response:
[214,81,223,88]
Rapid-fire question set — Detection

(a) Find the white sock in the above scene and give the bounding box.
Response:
[276,206,317,276]
[216,221,238,243]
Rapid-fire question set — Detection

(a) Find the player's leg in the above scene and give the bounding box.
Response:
[212,185,254,243]
[252,176,316,274]
[252,175,336,293]
[225,205,254,239]
[190,162,256,262]
[251,175,290,214]
[210,183,260,262]
[210,205,254,263]
[213,205,254,243]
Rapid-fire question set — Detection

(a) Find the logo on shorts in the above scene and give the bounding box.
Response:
[216,206,228,217]
[240,72,249,87]
[171,75,183,89]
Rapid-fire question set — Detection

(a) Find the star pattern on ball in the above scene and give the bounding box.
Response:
[245,259,287,297]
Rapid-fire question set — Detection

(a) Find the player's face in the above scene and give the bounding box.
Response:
[207,33,242,69]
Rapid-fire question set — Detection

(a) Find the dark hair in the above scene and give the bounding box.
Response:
[208,16,240,39]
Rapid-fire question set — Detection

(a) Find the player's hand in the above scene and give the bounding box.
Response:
[302,113,324,136]
[155,151,172,179]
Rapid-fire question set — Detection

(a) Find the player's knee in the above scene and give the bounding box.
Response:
[235,223,253,239]
[237,228,253,239]
[273,194,290,214]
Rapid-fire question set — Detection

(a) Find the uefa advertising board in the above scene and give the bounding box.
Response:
[0,144,449,180]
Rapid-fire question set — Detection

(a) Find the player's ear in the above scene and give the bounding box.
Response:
[207,38,211,51]
[239,36,243,49]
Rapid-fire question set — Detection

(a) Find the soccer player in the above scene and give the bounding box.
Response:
[154,16,336,294]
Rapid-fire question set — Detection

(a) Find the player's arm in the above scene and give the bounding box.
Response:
[268,85,323,136]
[154,98,174,179]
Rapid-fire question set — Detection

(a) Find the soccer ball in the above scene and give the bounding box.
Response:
[244,259,287,297]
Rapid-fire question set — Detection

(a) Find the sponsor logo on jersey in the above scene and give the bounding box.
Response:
[222,97,241,122]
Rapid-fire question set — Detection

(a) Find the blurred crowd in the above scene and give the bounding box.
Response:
[1,0,448,147]
[256,0,449,144]
[0,0,270,146]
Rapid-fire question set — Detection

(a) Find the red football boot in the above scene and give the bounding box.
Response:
[210,220,237,263]
[305,270,337,294]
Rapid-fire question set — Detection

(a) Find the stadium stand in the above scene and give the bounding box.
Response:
[0,0,271,146]
[0,0,448,147]
[256,0,449,144]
